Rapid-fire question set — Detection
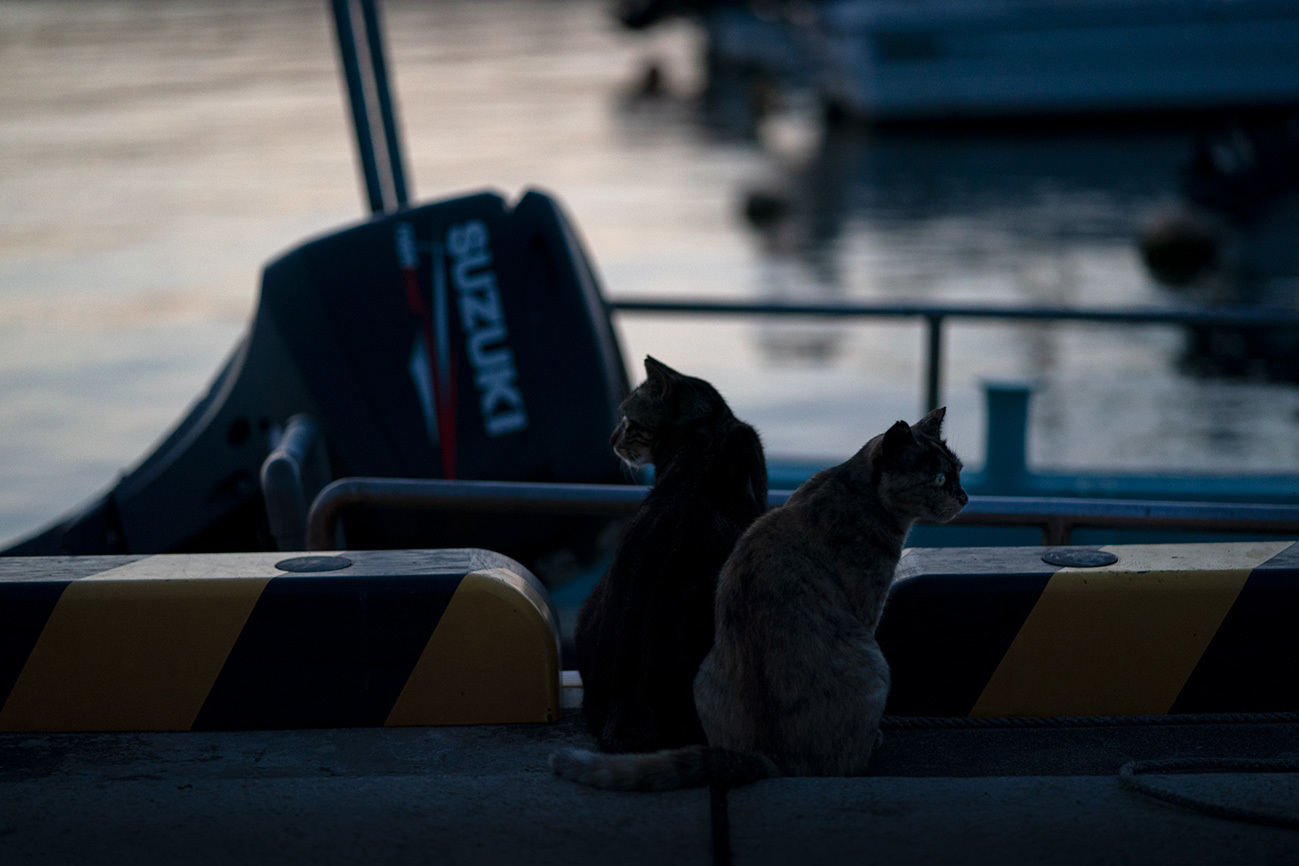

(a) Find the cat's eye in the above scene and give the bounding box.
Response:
[934,472,946,487]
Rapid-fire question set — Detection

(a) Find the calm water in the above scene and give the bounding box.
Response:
[2,0,1298,546]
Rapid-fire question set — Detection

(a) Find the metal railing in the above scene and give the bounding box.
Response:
[607,297,1299,412]
[305,477,1299,551]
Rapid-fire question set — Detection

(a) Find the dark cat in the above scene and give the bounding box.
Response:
[573,356,767,753]
[553,407,965,788]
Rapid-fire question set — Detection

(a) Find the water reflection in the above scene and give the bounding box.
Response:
[3,0,1298,548]
[1155,116,1299,381]
[723,122,1188,371]
[616,29,1299,470]
[699,74,1299,382]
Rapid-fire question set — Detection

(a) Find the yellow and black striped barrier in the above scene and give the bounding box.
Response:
[0,549,560,732]
[7,541,1294,728]
[879,541,1299,717]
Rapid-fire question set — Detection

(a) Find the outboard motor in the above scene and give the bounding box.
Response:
[6,189,630,570]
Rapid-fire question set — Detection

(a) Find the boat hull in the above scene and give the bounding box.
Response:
[816,0,1299,122]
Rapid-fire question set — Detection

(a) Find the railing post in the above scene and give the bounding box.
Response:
[261,414,330,551]
[1043,516,1071,546]
[924,314,944,413]
[983,381,1033,495]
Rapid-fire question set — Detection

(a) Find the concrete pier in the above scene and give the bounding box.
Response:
[2,714,1295,865]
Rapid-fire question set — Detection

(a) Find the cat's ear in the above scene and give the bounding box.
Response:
[881,419,917,463]
[914,406,946,438]
[643,356,682,397]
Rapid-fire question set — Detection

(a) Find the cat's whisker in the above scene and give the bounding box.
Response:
[618,460,638,483]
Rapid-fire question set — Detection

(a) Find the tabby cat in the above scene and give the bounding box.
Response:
[573,356,767,753]
[554,407,965,789]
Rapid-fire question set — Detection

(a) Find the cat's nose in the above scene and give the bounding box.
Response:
[958,490,969,505]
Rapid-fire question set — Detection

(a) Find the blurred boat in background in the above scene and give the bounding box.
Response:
[643,0,1299,123]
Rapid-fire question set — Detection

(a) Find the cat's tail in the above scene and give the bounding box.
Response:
[549,745,780,792]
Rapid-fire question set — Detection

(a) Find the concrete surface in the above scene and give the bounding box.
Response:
[2,714,1297,865]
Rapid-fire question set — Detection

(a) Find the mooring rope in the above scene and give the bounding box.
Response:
[881,711,1299,729]
[1119,758,1299,831]
[882,714,1299,829]
[701,713,1299,857]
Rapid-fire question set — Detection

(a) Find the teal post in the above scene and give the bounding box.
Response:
[982,381,1032,494]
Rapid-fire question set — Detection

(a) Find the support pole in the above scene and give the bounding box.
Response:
[359,0,408,208]
[328,0,410,214]
[924,314,944,413]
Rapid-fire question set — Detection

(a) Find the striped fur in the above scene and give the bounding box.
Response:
[693,408,966,777]
[555,409,966,790]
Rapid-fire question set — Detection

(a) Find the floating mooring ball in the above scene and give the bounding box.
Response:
[742,189,793,229]
[1139,211,1220,287]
